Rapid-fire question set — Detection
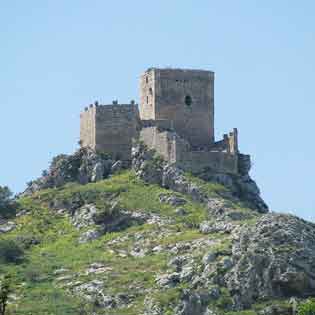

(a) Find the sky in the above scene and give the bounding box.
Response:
[0,1,314,221]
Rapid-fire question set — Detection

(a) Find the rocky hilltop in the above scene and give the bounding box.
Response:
[0,145,314,315]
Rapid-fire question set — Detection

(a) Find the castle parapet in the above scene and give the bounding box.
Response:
[80,103,140,161]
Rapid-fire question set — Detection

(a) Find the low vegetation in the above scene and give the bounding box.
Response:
[0,171,311,314]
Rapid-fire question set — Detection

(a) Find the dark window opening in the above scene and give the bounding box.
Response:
[146,96,149,104]
[185,95,192,106]
[146,76,149,84]
[149,87,153,95]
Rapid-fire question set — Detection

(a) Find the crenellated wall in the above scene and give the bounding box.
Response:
[80,103,140,160]
[140,68,215,148]
[79,68,247,174]
[139,126,239,174]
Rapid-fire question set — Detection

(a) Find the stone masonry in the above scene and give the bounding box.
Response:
[80,103,140,161]
[80,68,249,175]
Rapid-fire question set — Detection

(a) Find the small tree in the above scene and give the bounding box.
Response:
[0,186,15,218]
[0,186,12,209]
[0,240,24,264]
[298,299,315,315]
[0,274,11,315]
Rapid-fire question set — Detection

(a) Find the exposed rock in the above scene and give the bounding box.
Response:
[159,194,187,206]
[225,213,315,309]
[90,162,104,182]
[156,272,180,288]
[175,207,188,216]
[144,296,163,315]
[71,203,147,236]
[71,204,97,229]
[199,220,235,234]
[132,143,206,203]
[175,289,211,315]
[78,229,102,243]
[73,279,104,301]
[15,209,29,217]
[0,221,16,233]
[111,160,123,174]
[53,268,69,275]
[85,263,112,275]
[202,251,217,265]
[23,147,114,194]
[132,143,268,213]
[258,304,292,315]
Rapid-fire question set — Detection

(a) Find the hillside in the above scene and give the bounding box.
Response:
[0,146,314,315]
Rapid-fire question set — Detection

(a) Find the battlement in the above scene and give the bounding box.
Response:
[81,101,138,112]
[140,68,214,147]
[79,68,249,174]
[80,102,140,161]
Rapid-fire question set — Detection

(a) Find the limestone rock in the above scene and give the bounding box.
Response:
[23,147,113,194]
[111,160,123,174]
[156,272,180,288]
[159,194,187,206]
[78,229,102,243]
[0,221,16,233]
[71,204,98,229]
[225,213,315,309]
[174,290,211,315]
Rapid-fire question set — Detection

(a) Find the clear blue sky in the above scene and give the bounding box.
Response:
[1,1,314,221]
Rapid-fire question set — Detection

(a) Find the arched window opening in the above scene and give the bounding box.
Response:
[185,95,192,106]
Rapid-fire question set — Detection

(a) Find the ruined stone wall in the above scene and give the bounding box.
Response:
[80,104,140,161]
[210,128,239,154]
[140,69,155,120]
[140,68,215,148]
[139,127,178,163]
[141,119,173,131]
[176,151,238,175]
[94,105,140,160]
[140,127,238,174]
[80,105,96,149]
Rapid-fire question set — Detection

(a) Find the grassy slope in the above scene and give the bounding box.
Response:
[0,171,290,314]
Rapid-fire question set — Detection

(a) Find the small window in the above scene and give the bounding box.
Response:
[185,95,192,106]
[149,87,153,95]
[146,76,149,84]
[146,96,149,104]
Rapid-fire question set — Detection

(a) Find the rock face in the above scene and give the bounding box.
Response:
[226,213,315,309]
[23,147,116,194]
[132,143,268,212]
[13,142,315,315]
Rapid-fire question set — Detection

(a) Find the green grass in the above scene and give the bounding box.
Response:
[0,170,263,314]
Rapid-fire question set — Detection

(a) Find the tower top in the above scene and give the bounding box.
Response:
[139,67,215,147]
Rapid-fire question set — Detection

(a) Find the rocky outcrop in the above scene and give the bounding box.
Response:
[132,143,268,213]
[23,147,117,194]
[225,213,315,309]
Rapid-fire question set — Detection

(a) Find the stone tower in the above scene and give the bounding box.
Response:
[140,68,215,148]
[80,103,140,160]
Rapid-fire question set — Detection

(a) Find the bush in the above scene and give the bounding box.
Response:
[0,186,15,218]
[0,240,24,264]
[298,299,315,315]
[23,264,45,283]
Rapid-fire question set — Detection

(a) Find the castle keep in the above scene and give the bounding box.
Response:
[80,68,248,175]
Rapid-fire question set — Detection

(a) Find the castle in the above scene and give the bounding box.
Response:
[80,68,249,175]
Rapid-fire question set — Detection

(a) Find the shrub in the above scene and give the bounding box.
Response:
[0,186,15,218]
[0,240,24,264]
[23,265,44,283]
[0,274,12,315]
[298,299,315,315]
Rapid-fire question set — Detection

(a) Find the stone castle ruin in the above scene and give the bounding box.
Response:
[80,68,250,175]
